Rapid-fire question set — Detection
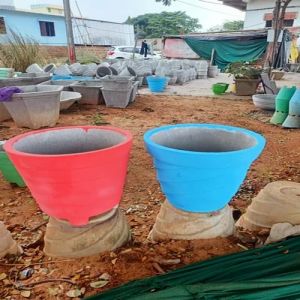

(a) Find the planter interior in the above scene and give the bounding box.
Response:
[151,127,256,153]
[5,127,132,225]
[13,128,126,155]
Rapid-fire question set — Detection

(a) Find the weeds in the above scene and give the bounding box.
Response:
[0,29,45,72]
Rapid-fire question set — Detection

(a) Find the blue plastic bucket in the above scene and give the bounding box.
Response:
[144,124,265,213]
[147,76,166,93]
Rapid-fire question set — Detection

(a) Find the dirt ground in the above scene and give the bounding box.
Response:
[0,94,299,299]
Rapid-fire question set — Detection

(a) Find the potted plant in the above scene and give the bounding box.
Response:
[226,62,262,96]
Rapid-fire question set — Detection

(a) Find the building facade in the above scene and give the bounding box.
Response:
[0,4,134,48]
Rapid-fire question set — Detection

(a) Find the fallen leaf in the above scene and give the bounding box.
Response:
[48,287,60,296]
[100,273,111,281]
[66,289,82,298]
[90,280,109,289]
[111,258,118,265]
[0,273,7,280]
[21,290,31,298]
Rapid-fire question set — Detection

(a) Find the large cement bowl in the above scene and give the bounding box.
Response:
[144,124,265,213]
[252,94,276,111]
[4,126,133,225]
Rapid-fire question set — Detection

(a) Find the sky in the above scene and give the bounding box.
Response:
[13,0,245,31]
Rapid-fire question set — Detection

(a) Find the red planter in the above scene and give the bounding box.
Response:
[4,126,132,225]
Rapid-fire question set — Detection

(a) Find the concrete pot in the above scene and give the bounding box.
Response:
[60,91,81,111]
[144,124,265,213]
[43,63,56,74]
[3,85,63,129]
[96,66,112,78]
[0,103,11,122]
[0,141,25,187]
[0,75,51,87]
[236,181,300,230]
[235,79,260,96]
[102,76,134,90]
[70,80,103,105]
[4,126,133,225]
[150,200,234,241]
[271,70,285,80]
[252,94,276,111]
[129,81,139,103]
[102,87,133,108]
[44,208,130,257]
[54,64,72,76]
[0,221,22,258]
[282,89,300,128]
[39,80,79,91]
[26,63,44,74]
[270,86,296,125]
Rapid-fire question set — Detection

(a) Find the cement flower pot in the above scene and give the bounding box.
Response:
[39,80,79,91]
[270,86,296,125]
[0,103,11,122]
[70,80,104,105]
[235,79,260,96]
[3,85,63,129]
[282,88,300,128]
[0,75,51,87]
[252,94,276,111]
[60,91,81,111]
[0,141,25,187]
[144,124,265,213]
[4,126,133,225]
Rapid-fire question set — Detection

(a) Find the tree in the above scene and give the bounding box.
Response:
[155,0,172,5]
[126,11,202,38]
[223,20,244,31]
[208,20,244,32]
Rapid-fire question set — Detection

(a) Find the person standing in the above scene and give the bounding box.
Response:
[140,40,149,58]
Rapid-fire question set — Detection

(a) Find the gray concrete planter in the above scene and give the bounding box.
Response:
[60,91,81,111]
[70,80,103,105]
[3,85,63,129]
[252,94,276,111]
[102,86,133,108]
[0,75,51,87]
[39,80,79,91]
[0,103,11,122]
[101,76,134,90]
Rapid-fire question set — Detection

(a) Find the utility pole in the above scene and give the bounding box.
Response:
[63,0,76,63]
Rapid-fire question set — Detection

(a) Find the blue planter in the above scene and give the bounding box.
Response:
[147,76,166,93]
[144,124,266,213]
[52,75,94,81]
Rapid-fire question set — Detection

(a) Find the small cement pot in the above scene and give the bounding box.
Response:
[44,208,130,258]
[144,124,265,213]
[150,200,234,241]
[252,94,276,111]
[39,80,79,91]
[0,221,22,258]
[70,80,103,105]
[60,91,81,111]
[3,85,63,129]
[0,103,11,122]
[4,126,133,225]
[236,181,300,230]
[235,78,260,96]
[26,63,44,74]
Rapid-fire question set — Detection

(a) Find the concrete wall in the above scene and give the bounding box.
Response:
[0,9,67,46]
[244,0,300,30]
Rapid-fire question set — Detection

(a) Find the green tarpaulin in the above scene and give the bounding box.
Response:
[184,37,268,70]
[87,237,300,300]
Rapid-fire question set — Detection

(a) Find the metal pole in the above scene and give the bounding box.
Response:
[63,0,76,63]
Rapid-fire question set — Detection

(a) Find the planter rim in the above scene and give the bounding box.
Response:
[144,123,265,156]
[4,126,133,158]
[11,85,63,98]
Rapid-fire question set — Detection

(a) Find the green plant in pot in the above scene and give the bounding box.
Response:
[226,62,262,96]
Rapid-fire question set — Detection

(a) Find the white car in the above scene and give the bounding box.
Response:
[106,46,161,60]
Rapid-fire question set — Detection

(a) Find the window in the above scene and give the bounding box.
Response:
[39,21,55,36]
[265,20,272,28]
[266,19,294,28]
[0,17,6,34]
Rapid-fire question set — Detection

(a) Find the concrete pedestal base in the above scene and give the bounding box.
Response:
[44,208,130,258]
[236,181,300,230]
[0,222,22,258]
[149,200,235,241]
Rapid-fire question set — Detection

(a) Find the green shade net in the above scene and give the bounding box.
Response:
[184,37,268,70]
[86,237,300,300]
